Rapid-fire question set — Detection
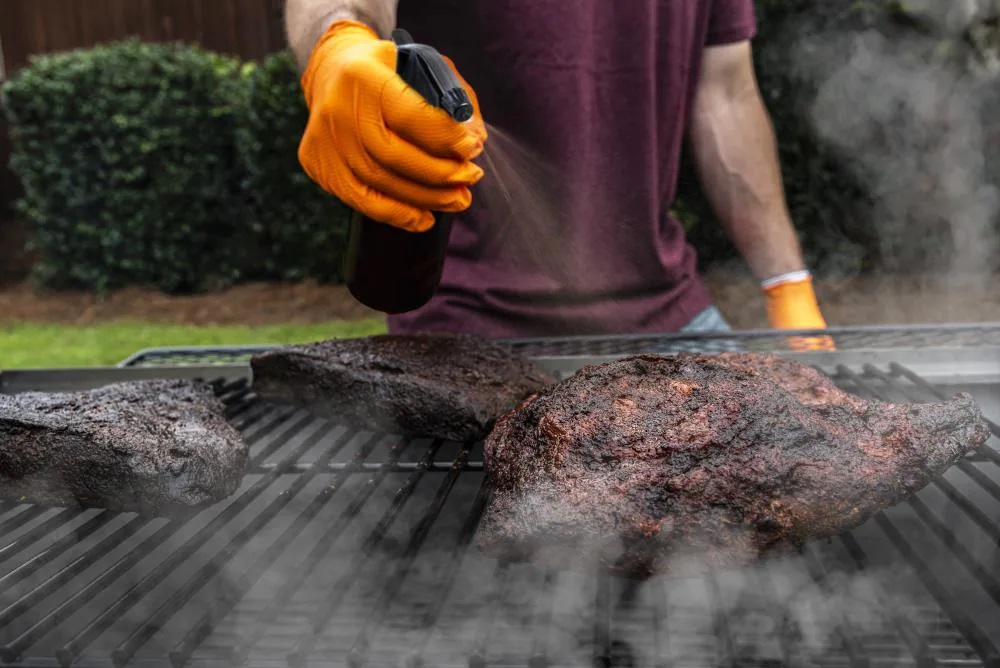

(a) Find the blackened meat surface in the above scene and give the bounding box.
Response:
[478,353,990,578]
[0,379,249,515]
[250,333,557,441]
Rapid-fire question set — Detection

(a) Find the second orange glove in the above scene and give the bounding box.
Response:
[762,271,836,352]
[299,20,488,233]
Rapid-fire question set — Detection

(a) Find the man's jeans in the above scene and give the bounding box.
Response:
[681,305,732,333]
[655,305,743,352]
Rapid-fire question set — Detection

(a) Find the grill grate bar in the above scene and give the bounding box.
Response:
[219,381,251,403]
[343,442,476,668]
[836,365,1000,664]
[838,365,1000,666]
[215,379,249,401]
[650,579,670,668]
[759,558,799,666]
[929,473,1000,548]
[215,381,257,424]
[906,494,1000,608]
[852,368,1000,604]
[219,406,269,448]
[110,426,371,668]
[837,534,936,667]
[168,431,397,668]
[0,507,85,566]
[591,570,612,668]
[0,506,48,538]
[468,561,511,668]
[798,546,871,668]
[221,396,258,426]
[406,481,492,667]
[52,410,319,666]
[242,408,303,467]
[704,573,738,667]
[953,461,1000,512]
[860,366,1000,511]
[874,513,1000,667]
[526,569,557,668]
[859,366,1000,544]
[3,517,170,664]
[884,363,1000,467]
[250,460,485,474]
[232,438,447,663]
[284,438,458,666]
[226,400,275,434]
[0,510,124,627]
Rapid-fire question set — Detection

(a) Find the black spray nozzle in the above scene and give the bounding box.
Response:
[391,29,474,123]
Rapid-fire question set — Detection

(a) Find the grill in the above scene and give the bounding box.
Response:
[3,326,1000,668]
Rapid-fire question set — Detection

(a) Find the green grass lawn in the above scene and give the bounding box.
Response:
[0,319,388,368]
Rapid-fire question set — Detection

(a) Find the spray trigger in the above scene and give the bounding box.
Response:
[390,30,474,123]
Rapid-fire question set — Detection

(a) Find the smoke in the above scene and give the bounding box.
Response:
[404,480,924,666]
[790,5,1000,291]
[475,124,573,279]
[370,546,919,667]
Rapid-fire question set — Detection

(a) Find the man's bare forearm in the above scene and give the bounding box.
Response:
[285,0,398,68]
[687,47,806,282]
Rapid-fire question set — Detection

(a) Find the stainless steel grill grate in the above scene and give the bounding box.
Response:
[2,350,1000,668]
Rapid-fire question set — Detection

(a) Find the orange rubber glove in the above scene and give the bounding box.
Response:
[298,20,487,233]
[762,271,836,352]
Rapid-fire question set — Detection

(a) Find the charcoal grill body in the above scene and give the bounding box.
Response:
[2,325,1000,668]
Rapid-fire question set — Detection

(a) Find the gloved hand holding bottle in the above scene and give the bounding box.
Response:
[297,19,487,234]
[762,270,836,351]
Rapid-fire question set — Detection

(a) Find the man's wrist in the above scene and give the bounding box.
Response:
[319,7,388,38]
[760,269,811,290]
[289,1,393,72]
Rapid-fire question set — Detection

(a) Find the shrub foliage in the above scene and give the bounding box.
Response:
[2,39,245,293]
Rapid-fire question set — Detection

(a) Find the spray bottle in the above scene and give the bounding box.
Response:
[342,29,475,314]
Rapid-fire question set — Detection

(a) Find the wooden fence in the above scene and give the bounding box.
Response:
[0,0,289,213]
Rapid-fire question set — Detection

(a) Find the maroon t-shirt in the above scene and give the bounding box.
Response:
[388,0,757,337]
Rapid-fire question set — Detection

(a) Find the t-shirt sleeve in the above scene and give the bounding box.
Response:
[705,0,757,46]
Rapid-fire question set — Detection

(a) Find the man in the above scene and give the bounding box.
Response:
[285,0,831,340]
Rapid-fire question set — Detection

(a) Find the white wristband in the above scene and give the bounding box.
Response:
[760,270,812,290]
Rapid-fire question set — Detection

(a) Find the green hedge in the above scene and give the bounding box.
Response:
[1,41,351,294]
[2,39,245,293]
[3,0,998,293]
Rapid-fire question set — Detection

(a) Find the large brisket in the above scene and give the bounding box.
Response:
[0,379,249,515]
[477,353,990,577]
[250,334,556,441]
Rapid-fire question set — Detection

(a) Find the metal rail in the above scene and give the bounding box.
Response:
[108,323,1000,369]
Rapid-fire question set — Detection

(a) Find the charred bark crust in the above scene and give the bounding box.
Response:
[0,379,249,516]
[249,333,558,441]
[478,353,990,578]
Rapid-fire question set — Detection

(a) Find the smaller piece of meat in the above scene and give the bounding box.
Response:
[250,333,557,441]
[0,379,249,516]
